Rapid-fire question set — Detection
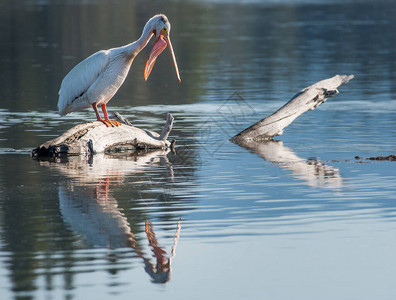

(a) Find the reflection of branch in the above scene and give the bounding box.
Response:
[159,154,175,181]
[236,140,343,189]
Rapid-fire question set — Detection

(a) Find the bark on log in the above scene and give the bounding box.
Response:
[32,113,174,157]
[231,75,354,143]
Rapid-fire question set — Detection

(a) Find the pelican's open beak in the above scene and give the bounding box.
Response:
[144,34,181,83]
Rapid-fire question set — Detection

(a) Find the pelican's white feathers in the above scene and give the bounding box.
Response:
[58,50,110,116]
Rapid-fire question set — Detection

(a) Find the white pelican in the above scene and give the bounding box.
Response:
[58,14,181,127]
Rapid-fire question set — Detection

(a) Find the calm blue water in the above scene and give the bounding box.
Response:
[1,0,396,299]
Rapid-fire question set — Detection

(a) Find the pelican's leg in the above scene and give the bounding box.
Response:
[101,104,122,127]
[92,103,112,127]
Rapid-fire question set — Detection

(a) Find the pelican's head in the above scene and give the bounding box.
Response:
[144,14,181,83]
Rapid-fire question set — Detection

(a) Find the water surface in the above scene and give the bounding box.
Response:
[1,0,396,299]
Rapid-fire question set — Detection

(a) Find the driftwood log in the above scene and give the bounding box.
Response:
[32,113,174,157]
[231,75,354,143]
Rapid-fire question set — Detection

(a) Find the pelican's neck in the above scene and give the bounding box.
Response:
[123,23,155,60]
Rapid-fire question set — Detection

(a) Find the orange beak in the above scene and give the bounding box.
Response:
[144,34,181,83]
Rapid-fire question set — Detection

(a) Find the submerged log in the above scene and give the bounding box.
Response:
[32,113,174,157]
[231,75,354,143]
[366,155,396,161]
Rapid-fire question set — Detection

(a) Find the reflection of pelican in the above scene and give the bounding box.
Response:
[58,14,181,127]
[59,184,132,248]
[236,140,343,189]
[39,151,181,283]
[59,183,181,283]
[144,220,181,283]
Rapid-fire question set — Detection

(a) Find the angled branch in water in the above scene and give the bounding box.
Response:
[231,75,354,143]
[31,113,174,157]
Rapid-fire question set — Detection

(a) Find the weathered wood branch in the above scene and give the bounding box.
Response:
[32,113,174,157]
[159,113,174,141]
[231,74,354,143]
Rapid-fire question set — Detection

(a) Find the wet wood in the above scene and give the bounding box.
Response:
[364,155,396,161]
[231,75,354,143]
[32,113,174,157]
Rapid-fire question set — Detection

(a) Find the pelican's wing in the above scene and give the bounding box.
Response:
[58,50,110,115]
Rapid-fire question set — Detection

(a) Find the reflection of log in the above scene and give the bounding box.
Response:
[32,113,174,157]
[236,140,343,189]
[231,75,354,142]
[37,150,172,183]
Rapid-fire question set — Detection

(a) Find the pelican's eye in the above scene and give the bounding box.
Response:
[161,27,167,35]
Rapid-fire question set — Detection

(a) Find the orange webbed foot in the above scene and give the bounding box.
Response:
[101,119,122,127]
[97,118,114,127]
[109,120,122,127]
